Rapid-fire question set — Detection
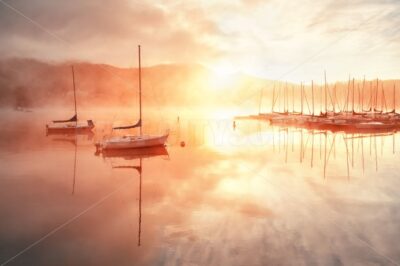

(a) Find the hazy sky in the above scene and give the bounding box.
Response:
[0,0,399,81]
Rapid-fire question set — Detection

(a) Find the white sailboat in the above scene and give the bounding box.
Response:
[46,66,95,133]
[95,45,169,151]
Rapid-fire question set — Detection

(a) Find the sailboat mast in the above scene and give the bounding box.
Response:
[292,85,294,113]
[300,82,303,115]
[352,78,355,113]
[71,66,78,122]
[375,78,379,111]
[394,83,396,113]
[285,82,288,113]
[311,80,314,116]
[320,83,322,115]
[345,75,350,112]
[324,70,327,114]
[370,81,373,111]
[271,84,275,113]
[361,76,365,112]
[333,84,336,114]
[138,45,142,136]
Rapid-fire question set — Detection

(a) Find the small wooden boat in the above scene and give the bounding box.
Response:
[96,45,168,151]
[46,66,94,134]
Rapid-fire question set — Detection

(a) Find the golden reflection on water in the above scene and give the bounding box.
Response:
[0,108,400,265]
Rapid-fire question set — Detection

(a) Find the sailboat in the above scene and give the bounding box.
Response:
[46,66,95,133]
[95,45,169,151]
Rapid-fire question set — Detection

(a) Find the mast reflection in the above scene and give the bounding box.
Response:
[46,132,94,194]
[270,125,397,179]
[100,146,169,246]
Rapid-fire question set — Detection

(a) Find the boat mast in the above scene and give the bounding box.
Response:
[375,78,379,111]
[271,84,275,113]
[71,66,78,123]
[361,76,365,112]
[352,78,355,113]
[292,85,294,113]
[333,84,336,114]
[324,70,327,114]
[381,83,384,112]
[300,82,303,115]
[369,81,373,111]
[357,84,360,112]
[319,83,322,115]
[285,82,288,113]
[393,83,396,113]
[311,80,314,116]
[345,75,350,112]
[138,45,142,136]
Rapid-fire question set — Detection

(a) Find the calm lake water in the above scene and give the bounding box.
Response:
[1,108,400,266]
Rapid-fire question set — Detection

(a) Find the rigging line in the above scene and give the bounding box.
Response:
[272,83,279,112]
[326,81,334,112]
[365,81,373,112]
[382,85,388,112]
[339,82,348,112]
[271,83,276,112]
[303,86,312,115]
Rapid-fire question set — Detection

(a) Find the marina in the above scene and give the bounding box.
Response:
[238,77,400,133]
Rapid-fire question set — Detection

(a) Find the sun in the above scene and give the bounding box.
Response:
[208,63,237,90]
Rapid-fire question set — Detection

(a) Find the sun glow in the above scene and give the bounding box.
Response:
[208,63,238,90]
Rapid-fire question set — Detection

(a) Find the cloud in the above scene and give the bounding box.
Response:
[0,0,222,65]
[0,0,400,81]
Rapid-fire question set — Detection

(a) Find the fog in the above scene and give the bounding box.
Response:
[1,58,399,118]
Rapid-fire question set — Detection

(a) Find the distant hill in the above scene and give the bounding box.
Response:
[0,58,398,113]
[0,58,272,111]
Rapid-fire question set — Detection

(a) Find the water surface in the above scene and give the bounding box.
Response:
[1,108,400,265]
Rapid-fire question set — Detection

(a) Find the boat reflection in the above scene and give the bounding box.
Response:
[269,125,397,179]
[100,146,169,246]
[95,145,169,160]
[113,158,143,246]
[45,133,95,194]
[50,135,79,194]
[46,130,94,141]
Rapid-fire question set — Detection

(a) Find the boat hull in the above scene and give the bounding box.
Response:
[98,133,169,150]
[46,120,95,134]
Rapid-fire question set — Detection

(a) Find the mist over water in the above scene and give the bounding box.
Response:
[0,107,400,265]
